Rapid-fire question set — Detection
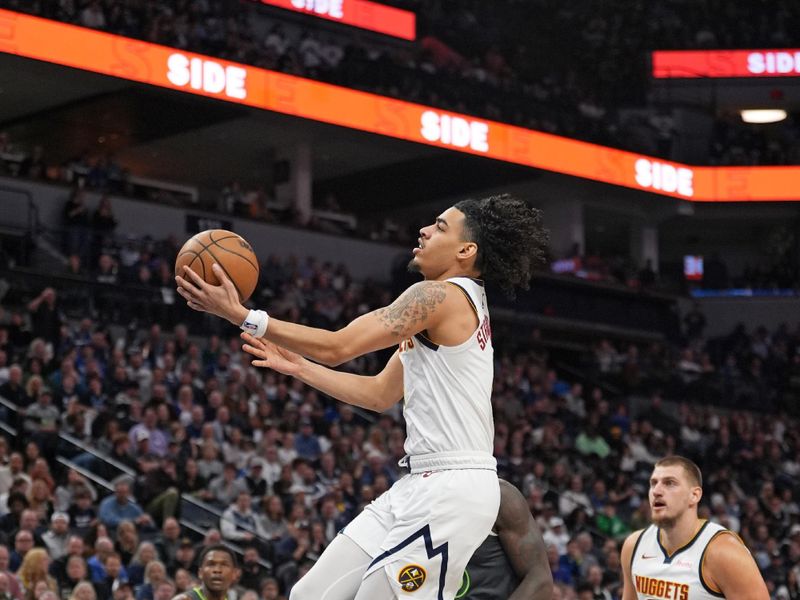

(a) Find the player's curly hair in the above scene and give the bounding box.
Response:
[455,194,548,299]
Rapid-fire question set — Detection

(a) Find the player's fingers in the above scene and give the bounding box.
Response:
[241,344,265,358]
[181,266,210,290]
[211,264,237,294]
[241,332,261,348]
[252,359,269,368]
[175,274,202,294]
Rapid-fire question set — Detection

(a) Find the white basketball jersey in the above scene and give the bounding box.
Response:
[398,277,494,457]
[631,521,735,600]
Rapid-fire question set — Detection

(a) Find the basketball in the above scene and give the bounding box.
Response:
[175,229,260,302]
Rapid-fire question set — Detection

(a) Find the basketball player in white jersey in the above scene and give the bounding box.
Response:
[621,456,768,600]
[176,194,548,599]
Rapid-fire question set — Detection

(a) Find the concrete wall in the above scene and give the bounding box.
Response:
[0,177,406,282]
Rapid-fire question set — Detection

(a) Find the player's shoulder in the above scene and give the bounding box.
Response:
[705,529,747,555]
[496,479,531,529]
[498,478,523,500]
[621,529,647,554]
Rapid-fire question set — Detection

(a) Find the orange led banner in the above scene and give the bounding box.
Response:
[653,49,800,78]
[1,10,798,202]
[257,0,415,40]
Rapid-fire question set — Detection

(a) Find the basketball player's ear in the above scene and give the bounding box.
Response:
[458,241,478,261]
[691,486,702,505]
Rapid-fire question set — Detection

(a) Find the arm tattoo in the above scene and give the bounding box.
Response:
[375,282,448,338]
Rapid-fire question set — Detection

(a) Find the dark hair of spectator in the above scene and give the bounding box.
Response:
[655,455,703,488]
[454,194,549,299]
[198,544,238,569]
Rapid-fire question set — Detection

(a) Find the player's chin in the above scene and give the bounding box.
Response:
[407,256,422,274]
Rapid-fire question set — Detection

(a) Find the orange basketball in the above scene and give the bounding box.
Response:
[175,230,259,302]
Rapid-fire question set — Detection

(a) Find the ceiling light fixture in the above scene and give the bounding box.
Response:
[740,109,788,124]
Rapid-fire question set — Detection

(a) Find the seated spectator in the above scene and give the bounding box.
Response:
[167,539,197,577]
[54,469,97,514]
[128,408,168,457]
[58,554,89,599]
[93,552,128,599]
[208,463,248,508]
[258,495,288,543]
[153,518,181,570]
[87,536,116,583]
[49,534,84,589]
[114,520,139,567]
[69,581,97,600]
[243,458,268,501]
[126,542,157,589]
[98,481,153,529]
[22,388,60,460]
[0,365,29,407]
[17,547,58,599]
[0,545,23,599]
[134,560,167,600]
[220,492,266,544]
[237,545,270,593]
[133,456,179,527]
[67,489,97,534]
[152,581,175,600]
[41,512,71,560]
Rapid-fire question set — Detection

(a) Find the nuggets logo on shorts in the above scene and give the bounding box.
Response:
[398,564,427,592]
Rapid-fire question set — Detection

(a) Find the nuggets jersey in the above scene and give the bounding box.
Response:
[631,521,733,600]
[398,277,494,460]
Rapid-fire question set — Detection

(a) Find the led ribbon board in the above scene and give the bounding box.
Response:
[2,10,799,201]
[257,0,415,41]
[653,49,800,78]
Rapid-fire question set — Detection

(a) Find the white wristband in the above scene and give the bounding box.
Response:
[240,309,269,337]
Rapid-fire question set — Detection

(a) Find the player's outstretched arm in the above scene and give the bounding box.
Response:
[702,533,769,600]
[242,333,405,413]
[620,530,643,600]
[496,480,554,600]
[178,264,458,366]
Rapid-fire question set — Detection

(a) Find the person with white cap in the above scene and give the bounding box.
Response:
[42,512,71,559]
[543,517,570,556]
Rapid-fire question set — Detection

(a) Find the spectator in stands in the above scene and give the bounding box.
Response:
[97,480,153,529]
[67,488,97,535]
[0,573,12,600]
[49,534,84,588]
[237,545,270,594]
[128,408,168,457]
[0,453,30,497]
[0,366,29,407]
[87,536,115,583]
[41,512,70,560]
[168,539,197,577]
[0,545,22,599]
[93,552,127,599]
[57,554,89,599]
[8,530,33,571]
[114,521,139,566]
[135,560,167,600]
[153,518,181,570]
[18,547,57,598]
[220,491,266,544]
[208,463,247,508]
[70,581,97,600]
[133,456,179,527]
[241,456,266,498]
[126,542,156,588]
[23,388,60,460]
